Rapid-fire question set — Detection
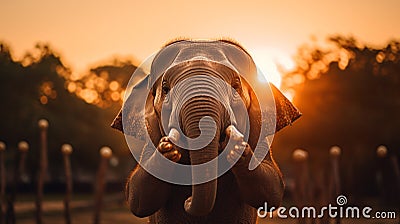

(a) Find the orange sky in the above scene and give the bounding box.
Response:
[1,0,400,86]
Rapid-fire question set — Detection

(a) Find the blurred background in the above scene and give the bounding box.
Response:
[0,0,399,223]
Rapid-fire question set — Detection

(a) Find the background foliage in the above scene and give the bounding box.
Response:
[0,36,399,200]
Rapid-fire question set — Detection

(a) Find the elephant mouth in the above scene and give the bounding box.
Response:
[168,124,244,216]
[169,124,244,153]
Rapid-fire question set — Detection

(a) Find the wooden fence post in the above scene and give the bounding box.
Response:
[376,145,387,204]
[17,142,29,182]
[61,144,73,224]
[329,146,341,224]
[93,147,112,224]
[6,141,29,224]
[376,145,400,205]
[292,149,309,224]
[36,119,48,224]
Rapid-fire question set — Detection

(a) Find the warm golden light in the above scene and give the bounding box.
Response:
[111,91,120,101]
[50,90,57,99]
[40,96,48,104]
[95,77,107,92]
[69,73,82,81]
[109,81,119,91]
[43,83,52,95]
[67,82,77,92]
[283,89,295,101]
[251,49,295,88]
[338,49,352,70]
[1,1,399,74]
[85,79,95,89]
[120,90,125,101]
[376,52,385,63]
[39,81,57,103]
[80,88,98,104]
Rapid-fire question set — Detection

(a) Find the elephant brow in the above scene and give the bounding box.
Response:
[164,61,237,85]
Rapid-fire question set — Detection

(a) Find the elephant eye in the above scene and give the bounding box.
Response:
[232,78,242,93]
[232,83,240,90]
[162,81,170,94]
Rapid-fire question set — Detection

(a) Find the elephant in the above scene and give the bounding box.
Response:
[111,39,301,223]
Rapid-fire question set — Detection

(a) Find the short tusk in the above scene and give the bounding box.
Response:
[168,128,180,143]
[225,125,244,141]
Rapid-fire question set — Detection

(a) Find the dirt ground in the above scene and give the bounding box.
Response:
[14,206,398,224]
[15,209,399,224]
[12,195,399,224]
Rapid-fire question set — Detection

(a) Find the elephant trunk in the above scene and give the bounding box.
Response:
[180,97,221,216]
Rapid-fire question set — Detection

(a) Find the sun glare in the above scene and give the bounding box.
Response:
[250,49,295,88]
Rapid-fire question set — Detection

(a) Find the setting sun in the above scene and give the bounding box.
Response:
[250,48,295,88]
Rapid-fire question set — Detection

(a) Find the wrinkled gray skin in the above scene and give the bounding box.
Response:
[116,40,289,224]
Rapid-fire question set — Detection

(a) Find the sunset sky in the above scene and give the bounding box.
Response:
[1,0,400,86]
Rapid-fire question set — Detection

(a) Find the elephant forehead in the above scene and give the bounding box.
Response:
[163,60,238,84]
[151,40,256,83]
[173,41,251,72]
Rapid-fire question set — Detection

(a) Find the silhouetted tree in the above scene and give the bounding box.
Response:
[274,35,400,203]
[0,42,137,187]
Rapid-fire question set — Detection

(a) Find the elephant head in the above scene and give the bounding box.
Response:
[112,39,300,216]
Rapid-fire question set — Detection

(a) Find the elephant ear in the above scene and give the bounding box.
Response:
[269,83,301,132]
[111,75,162,144]
[111,43,181,144]
[219,40,300,134]
[247,79,301,135]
